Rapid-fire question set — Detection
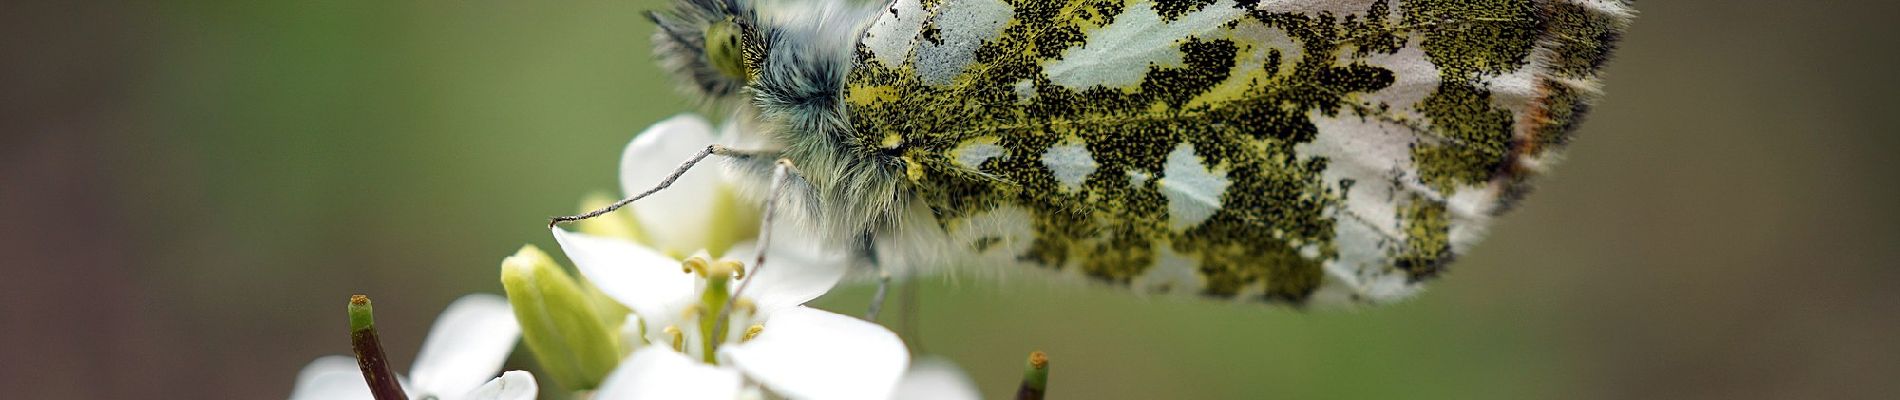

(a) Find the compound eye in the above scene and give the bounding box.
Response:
[705,18,749,82]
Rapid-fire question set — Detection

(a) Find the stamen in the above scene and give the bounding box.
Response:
[682,256,710,276]
[721,259,747,279]
[705,258,742,279]
[741,325,764,343]
[729,298,756,316]
[663,325,685,353]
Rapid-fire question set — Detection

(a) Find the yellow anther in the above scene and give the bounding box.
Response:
[682,256,711,277]
[729,298,757,316]
[663,325,685,353]
[706,259,744,279]
[741,325,765,343]
[720,259,747,279]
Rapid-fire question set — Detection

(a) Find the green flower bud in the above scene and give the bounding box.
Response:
[500,245,622,390]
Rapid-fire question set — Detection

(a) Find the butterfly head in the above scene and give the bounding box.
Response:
[649,0,768,106]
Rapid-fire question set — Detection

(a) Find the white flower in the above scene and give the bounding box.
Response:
[553,226,906,400]
[289,294,537,400]
[549,112,911,399]
[615,113,767,258]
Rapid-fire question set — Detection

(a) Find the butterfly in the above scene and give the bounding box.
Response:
[569,0,1634,309]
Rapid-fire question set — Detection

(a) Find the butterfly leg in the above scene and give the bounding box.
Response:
[718,157,800,336]
[866,267,891,322]
[855,234,894,322]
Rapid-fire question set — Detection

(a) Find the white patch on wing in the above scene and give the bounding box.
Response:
[1487,65,1541,115]
[1563,0,1637,18]
[1159,143,1230,232]
[1445,188,1494,253]
[1041,139,1097,192]
[1298,112,1415,239]
[1126,169,1152,186]
[952,137,1006,170]
[862,0,927,67]
[1012,79,1036,103]
[1355,36,1441,122]
[1288,32,1445,305]
[915,0,1014,85]
[1311,215,1421,305]
[1132,243,1204,294]
[1044,0,1246,90]
[1251,0,1385,15]
[1187,15,1301,107]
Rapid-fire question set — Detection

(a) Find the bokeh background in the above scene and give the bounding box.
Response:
[4,1,1898,398]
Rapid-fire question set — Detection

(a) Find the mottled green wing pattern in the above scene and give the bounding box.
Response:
[845,0,1630,304]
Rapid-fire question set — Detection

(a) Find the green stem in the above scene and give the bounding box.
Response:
[1015,351,1048,400]
[349,295,409,400]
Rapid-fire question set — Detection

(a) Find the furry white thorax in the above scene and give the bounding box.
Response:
[740,0,922,266]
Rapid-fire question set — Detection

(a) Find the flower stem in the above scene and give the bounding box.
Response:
[349,295,409,400]
[1015,351,1049,400]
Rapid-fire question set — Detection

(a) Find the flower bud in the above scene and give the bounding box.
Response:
[500,245,622,390]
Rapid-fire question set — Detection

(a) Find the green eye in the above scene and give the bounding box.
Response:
[704,19,748,82]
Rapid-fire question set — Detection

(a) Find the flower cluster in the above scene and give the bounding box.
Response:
[290,115,986,400]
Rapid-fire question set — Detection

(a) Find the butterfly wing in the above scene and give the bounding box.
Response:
[844,0,1631,305]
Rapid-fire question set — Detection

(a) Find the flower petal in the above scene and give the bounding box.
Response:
[596,347,743,400]
[464,371,539,400]
[719,307,909,400]
[892,358,982,400]
[621,114,723,254]
[409,294,521,398]
[289,355,372,400]
[553,227,696,321]
[721,224,848,315]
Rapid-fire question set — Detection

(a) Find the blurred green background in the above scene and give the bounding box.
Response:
[4,1,1898,398]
